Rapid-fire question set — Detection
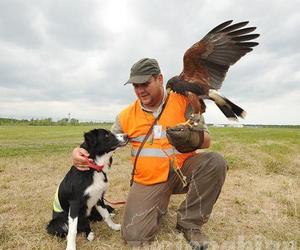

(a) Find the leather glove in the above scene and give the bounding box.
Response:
[166,125,204,153]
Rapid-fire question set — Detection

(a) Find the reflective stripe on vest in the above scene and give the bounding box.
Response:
[131,147,181,157]
[53,187,63,213]
[130,130,167,142]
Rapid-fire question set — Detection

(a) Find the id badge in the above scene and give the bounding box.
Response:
[153,125,163,139]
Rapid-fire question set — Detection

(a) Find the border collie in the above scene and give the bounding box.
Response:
[46,129,128,250]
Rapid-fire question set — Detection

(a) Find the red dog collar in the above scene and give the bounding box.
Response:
[83,155,104,172]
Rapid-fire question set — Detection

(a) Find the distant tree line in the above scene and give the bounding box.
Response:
[0,117,113,126]
[1,118,298,128]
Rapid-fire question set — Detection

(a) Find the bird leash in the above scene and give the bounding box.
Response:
[162,149,188,187]
[170,156,188,187]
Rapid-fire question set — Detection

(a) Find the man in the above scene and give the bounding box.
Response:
[72,58,227,249]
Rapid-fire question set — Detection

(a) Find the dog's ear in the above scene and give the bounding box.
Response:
[84,131,97,149]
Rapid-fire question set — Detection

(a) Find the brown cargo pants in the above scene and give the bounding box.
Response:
[121,152,227,246]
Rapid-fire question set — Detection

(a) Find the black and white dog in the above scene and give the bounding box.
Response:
[47,129,128,250]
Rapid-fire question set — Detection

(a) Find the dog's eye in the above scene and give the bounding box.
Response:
[105,134,109,138]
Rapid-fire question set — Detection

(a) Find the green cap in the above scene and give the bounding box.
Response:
[124,58,161,85]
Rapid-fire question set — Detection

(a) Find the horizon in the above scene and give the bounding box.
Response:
[1,116,299,126]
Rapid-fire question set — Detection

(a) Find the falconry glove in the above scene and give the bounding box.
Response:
[166,125,204,153]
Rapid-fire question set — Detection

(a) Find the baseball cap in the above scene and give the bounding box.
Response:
[124,58,161,85]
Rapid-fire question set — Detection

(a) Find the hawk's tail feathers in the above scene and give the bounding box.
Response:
[209,90,246,121]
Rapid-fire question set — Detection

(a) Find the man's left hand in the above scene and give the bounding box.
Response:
[166,124,204,153]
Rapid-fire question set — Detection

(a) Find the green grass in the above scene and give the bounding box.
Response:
[0,126,299,249]
[0,125,111,157]
[209,127,300,175]
[209,127,300,144]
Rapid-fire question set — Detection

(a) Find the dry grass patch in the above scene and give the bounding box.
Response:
[0,126,299,249]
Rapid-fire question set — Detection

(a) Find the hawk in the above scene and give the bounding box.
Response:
[166,20,259,125]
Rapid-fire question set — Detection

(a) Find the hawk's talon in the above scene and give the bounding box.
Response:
[179,119,193,127]
[178,113,201,127]
[188,113,201,127]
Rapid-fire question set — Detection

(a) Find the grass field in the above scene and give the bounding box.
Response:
[0,125,299,250]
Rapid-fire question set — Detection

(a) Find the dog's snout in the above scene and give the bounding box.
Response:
[115,133,129,145]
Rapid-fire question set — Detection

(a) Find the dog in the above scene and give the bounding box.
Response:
[46,128,128,250]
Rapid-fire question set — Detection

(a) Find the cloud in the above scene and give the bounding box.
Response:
[0,0,43,48]
[0,0,299,124]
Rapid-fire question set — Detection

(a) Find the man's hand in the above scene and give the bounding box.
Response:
[72,147,90,171]
[166,124,204,153]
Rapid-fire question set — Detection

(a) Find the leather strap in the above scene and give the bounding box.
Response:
[130,92,170,186]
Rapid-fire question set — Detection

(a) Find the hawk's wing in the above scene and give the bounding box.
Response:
[180,20,259,90]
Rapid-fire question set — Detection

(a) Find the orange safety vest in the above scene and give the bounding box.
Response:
[119,92,195,185]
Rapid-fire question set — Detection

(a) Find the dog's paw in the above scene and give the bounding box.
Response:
[66,244,76,250]
[110,223,121,231]
[87,232,94,241]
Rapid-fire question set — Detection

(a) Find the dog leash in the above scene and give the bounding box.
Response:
[103,197,126,206]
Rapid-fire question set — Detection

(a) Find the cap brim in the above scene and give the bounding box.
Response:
[124,75,152,85]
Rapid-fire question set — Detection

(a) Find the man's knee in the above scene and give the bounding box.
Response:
[193,152,227,180]
[208,151,227,167]
[206,152,227,183]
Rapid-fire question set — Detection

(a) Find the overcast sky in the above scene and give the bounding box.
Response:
[0,0,299,125]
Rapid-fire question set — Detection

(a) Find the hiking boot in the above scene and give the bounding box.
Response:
[176,224,209,250]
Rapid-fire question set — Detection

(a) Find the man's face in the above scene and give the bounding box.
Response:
[133,74,163,109]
